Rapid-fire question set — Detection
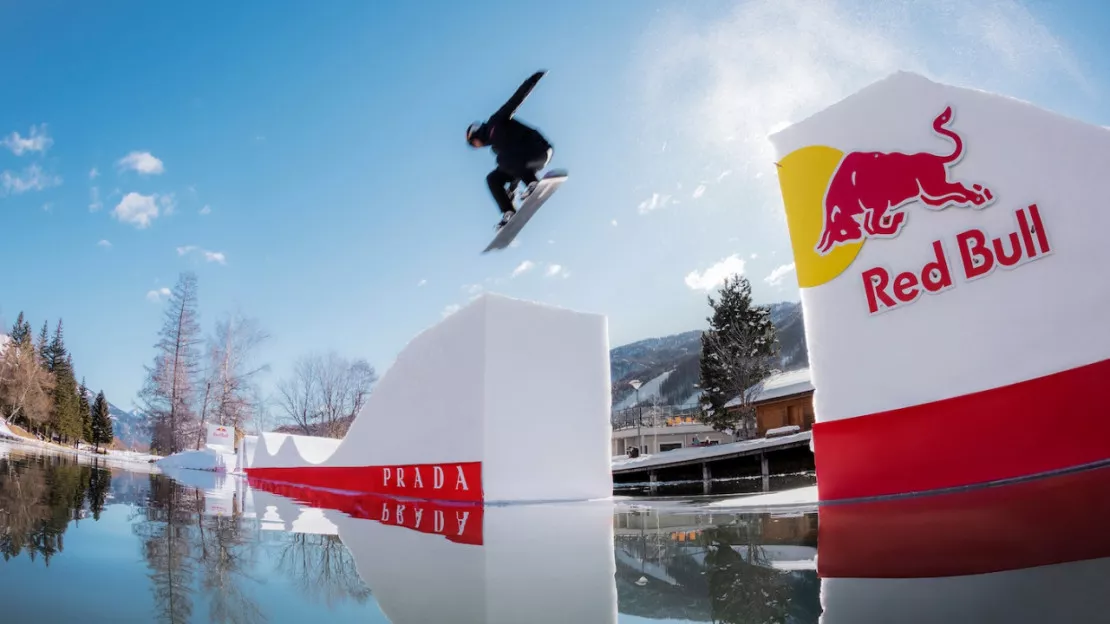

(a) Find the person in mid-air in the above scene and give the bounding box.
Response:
[466,70,554,230]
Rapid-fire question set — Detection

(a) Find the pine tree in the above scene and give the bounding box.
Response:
[78,377,93,443]
[9,312,30,345]
[47,321,81,444]
[698,274,780,435]
[92,391,113,452]
[37,320,51,369]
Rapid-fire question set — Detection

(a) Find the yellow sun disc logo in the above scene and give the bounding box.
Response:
[775,145,863,288]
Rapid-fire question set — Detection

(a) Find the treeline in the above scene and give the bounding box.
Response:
[0,314,114,450]
[138,271,378,454]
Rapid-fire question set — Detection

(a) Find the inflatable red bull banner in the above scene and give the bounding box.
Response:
[770,70,1110,501]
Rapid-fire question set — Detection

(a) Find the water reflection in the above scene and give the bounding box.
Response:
[614,508,819,622]
[0,449,111,564]
[4,440,1110,623]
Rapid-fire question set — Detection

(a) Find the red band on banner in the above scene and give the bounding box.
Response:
[817,464,1110,578]
[814,356,1110,501]
[248,477,484,545]
[246,461,483,503]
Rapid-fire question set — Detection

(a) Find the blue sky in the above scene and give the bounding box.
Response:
[1,0,1108,412]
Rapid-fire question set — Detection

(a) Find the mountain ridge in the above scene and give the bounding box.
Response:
[609,300,807,408]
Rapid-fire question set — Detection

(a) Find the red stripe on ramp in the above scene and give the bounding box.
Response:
[813,356,1110,500]
[246,461,483,503]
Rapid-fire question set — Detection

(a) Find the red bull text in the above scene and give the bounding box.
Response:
[863,204,1052,314]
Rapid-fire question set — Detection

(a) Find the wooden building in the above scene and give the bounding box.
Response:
[726,367,815,438]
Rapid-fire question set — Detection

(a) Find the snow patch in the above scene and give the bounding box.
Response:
[156,447,233,473]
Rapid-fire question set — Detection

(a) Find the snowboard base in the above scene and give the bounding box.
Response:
[482,169,568,253]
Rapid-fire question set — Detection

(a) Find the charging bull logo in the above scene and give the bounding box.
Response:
[774,105,1001,290]
[814,106,995,256]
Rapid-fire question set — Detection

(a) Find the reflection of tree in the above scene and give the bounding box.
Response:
[0,452,99,565]
[274,532,371,607]
[195,492,264,624]
[86,466,111,520]
[134,475,201,623]
[135,475,268,624]
[615,515,822,623]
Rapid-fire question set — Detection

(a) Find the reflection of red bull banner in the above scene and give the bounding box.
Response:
[818,465,1110,578]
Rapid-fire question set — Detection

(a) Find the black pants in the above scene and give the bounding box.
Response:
[486,147,552,214]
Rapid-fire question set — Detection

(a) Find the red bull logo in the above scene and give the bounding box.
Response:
[774,104,1054,314]
[814,106,995,256]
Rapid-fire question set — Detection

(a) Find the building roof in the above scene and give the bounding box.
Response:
[724,367,813,409]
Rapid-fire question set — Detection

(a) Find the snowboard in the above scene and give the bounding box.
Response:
[482,169,568,253]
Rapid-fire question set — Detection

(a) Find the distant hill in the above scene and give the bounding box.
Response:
[609,300,807,409]
[78,388,149,451]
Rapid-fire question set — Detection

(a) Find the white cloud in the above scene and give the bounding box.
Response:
[635,0,1089,190]
[89,186,103,212]
[1,124,52,156]
[112,192,160,228]
[441,303,461,318]
[611,219,618,227]
[146,287,171,303]
[97,239,112,248]
[692,185,706,199]
[508,239,521,249]
[117,151,165,175]
[417,279,427,287]
[89,167,99,180]
[41,203,52,213]
[751,252,758,259]
[545,263,568,278]
[765,262,797,287]
[463,283,484,296]
[199,204,211,215]
[511,260,535,278]
[177,245,226,264]
[1,164,62,195]
[637,192,672,215]
[684,254,746,291]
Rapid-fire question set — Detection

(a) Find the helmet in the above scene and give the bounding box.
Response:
[466,122,484,146]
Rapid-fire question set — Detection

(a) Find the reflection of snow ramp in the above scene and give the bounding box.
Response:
[247,477,618,624]
[246,293,613,504]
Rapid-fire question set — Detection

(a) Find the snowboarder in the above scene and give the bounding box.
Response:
[466,70,554,229]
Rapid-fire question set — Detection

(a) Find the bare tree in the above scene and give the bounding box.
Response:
[0,336,55,432]
[138,272,204,454]
[276,356,318,436]
[276,352,377,438]
[198,312,270,447]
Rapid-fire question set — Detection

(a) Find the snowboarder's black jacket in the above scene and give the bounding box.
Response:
[473,71,551,155]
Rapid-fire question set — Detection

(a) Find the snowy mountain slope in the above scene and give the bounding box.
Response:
[609,301,807,408]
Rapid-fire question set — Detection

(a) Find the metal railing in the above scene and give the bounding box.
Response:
[610,405,704,431]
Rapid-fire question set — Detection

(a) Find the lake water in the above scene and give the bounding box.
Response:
[0,439,1107,623]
